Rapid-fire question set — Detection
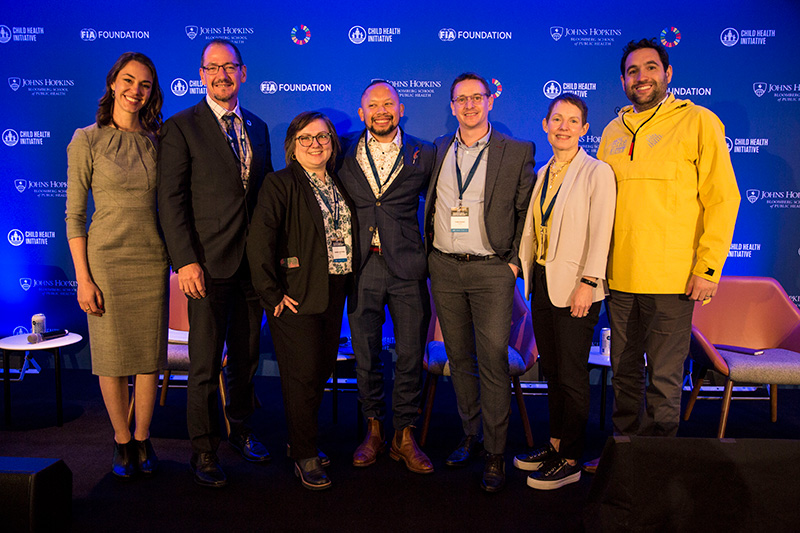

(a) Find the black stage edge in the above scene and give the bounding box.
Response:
[2,369,800,532]
[585,436,800,532]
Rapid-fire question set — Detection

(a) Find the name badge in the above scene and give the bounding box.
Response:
[332,241,348,263]
[450,206,469,233]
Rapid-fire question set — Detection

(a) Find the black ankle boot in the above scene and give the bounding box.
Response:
[112,440,134,479]
[134,438,158,476]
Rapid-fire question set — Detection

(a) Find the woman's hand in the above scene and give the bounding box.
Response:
[77,279,105,317]
[274,295,299,317]
[569,283,593,318]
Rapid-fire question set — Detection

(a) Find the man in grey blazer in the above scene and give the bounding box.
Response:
[424,72,535,492]
[338,80,435,474]
[158,39,272,488]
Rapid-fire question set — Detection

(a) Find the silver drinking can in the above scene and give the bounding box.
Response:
[601,327,611,356]
[32,313,46,335]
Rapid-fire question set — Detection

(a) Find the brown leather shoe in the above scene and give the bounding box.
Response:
[582,457,600,474]
[352,418,386,467]
[389,426,434,474]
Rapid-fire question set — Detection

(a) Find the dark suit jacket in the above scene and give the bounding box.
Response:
[157,98,272,278]
[247,162,358,315]
[337,130,434,280]
[424,129,535,267]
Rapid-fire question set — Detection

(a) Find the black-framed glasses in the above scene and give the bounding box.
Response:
[201,63,242,75]
[452,93,490,106]
[296,133,332,147]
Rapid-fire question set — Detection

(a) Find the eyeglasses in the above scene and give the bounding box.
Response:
[296,133,332,147]
[201,63,242,75]
[452,93,490,106]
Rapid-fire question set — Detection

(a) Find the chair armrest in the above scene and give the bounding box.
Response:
[690,326,730,376]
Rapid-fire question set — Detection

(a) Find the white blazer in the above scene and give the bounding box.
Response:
[519,148,616,308]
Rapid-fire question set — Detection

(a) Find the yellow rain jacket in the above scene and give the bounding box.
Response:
[598,94,740,294]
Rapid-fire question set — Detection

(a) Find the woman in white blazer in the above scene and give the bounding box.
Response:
[515,94,616,490]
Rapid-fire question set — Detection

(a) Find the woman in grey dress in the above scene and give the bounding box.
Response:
[66,52,168,479]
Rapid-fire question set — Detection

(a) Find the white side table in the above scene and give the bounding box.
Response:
[0,332,82,427]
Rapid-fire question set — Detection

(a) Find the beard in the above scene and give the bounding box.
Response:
[625,78,668,112]
[366,116,398,139]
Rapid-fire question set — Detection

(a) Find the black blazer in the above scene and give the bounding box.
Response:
[424,129,535,266]
[157,99,272,278]
[247,162,358,315]
[337,130,434,280]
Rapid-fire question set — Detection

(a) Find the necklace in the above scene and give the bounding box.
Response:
[546,152,577,188]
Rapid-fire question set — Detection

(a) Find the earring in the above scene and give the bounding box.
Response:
[291,154,296,160]
[111,90,115,98]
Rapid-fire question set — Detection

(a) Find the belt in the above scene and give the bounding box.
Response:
[434,248,495,262]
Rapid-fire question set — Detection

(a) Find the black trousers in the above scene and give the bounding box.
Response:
[531,263,600,460]
[268,274,348,460]
[187,259,263,454]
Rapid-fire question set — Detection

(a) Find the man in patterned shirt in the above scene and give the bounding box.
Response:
[338,80,436,474]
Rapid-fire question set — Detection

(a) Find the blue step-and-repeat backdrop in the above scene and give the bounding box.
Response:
[2,0,800,370]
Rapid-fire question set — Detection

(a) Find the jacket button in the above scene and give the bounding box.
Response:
[376,201,381,207]
[369,226,375,232]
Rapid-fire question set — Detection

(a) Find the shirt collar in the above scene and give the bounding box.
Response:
[456,124,492,149]
[366,128,402,149]
[206,94,242,122]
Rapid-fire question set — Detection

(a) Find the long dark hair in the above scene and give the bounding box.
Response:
[96,52,163,133]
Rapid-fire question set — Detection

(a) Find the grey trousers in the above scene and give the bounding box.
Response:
[606,290,694,437]
[428,250,516,455]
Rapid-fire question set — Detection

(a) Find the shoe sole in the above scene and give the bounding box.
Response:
[513,457,544,471]
[389,447,434,475]
[480,480,506,493]
[294,464,332,490]
[352,443,386,467]
[527,471,581,490]
[189,465,227,488]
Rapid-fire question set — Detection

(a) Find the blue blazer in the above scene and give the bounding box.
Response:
[337,130,435,280]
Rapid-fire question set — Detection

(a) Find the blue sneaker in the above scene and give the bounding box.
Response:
[527,457,581,490]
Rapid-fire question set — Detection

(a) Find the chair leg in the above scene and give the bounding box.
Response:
[331,364,339,425]
[419,374,438,447]
[683,368,707,421]
[770,384,778,423]
[512,376,534,448]
[127,376,135,428]
[159,370,171,406]
[717,379,734,438]
[219,370,231,438]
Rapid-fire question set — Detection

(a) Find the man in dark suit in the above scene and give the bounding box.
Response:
[157,39,273,488]
[338,80,435,474]
[425,72,535,492]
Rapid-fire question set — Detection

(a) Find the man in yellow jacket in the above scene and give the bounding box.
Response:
[597,38,740,438]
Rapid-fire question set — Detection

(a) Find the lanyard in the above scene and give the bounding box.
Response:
[539,164,562,227]
[307,172,341,230]
[364,140,404,193]
[621,102,662,161]
[454,141,489,203]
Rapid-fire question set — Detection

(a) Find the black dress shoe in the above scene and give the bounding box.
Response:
[133,438,158,476]
[112,440,134,479]
[229,431,271,463]
[481,453,506,493]
[190,452,227,488]
[294,456,331,491]
[287,443,330,467]
[445,435,484,467]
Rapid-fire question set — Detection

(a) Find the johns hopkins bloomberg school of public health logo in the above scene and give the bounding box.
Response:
[184,24,254,43]
[742,187,800,209]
